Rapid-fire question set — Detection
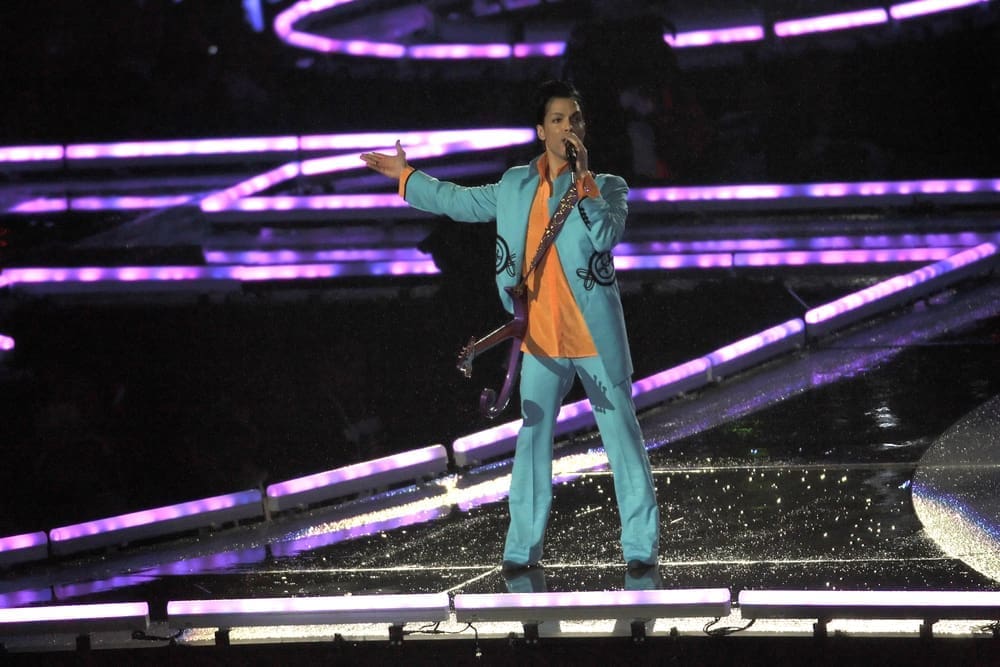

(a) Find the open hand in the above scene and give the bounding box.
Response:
[360,140,408,180]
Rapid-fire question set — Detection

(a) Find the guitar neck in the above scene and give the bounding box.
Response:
[457,287,528,377]
[470,320,523,359]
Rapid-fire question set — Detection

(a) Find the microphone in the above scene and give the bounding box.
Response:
[564,140,577,174]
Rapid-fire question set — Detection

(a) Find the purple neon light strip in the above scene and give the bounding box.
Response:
[0,145,63,163]
[740,589,1000,608]
[267,445,445,498]
[66,136,299,161]
[891,0,990,20]
[49,490,262,542]
[203,248,427,265]
[169,592,449,618]
[0,129,535,165]
[457,589,731,611]
[209,176,1000,213]
[707,320,805,366]
[666,26,765,48]
[0,602,149,624]
[201,131,535,212]
[202,178,1000,215]
[614,254,733,270]
[632,179,1000,203]
[0,531,46,552]
[299,128,535,152]
[0,334,14,352]
[1,262,440,286]
[201,163,301,212]
[631,358,712,398]
[2,244,986,290]
[805,243,997,326]
[225,193,408,212]
[735,248,959,267]
[206,246,965,270]
[774,8,888,36]
[9,194,198,214]
[8,198,68,214]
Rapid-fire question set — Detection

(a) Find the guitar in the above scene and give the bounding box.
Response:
[456,286,527,419]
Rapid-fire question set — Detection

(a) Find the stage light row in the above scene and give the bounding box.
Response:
[0,128,537,169]
[2,245,993,296]
[8,179,999,216]
[0,445,448,565]
[1,245,995,570]
[3,589,999,647]
[274,0,991,59]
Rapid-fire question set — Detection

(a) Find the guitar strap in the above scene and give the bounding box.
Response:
[510,179,581,298]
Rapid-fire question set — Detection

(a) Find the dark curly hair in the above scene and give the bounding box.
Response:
[533,80,584,126]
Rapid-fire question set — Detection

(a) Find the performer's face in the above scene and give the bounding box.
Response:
[536,96,585,164]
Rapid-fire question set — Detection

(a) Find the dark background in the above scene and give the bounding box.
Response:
[1,0,997,182]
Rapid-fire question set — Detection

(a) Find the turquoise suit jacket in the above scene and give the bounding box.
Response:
[403,156,634,387]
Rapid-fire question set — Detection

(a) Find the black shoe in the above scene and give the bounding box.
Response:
[626,559,656,574]
[501,560,536,575]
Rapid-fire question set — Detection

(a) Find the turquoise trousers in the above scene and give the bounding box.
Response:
[503,353,660,565]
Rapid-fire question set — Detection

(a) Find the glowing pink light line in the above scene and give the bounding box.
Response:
[0,145,63,163]
[168,593,450,619]
[805,243,997,326]
[666,26,765,48]
[267,445,446,497]
[707,320,805,366]
[891,0,989,20]
[0,531,45,552]
[736,248,958,267]
[49,490,262,542]
[66,137,299,161]
[774,8,888,36]
[0,602,149,624]
[8,197,68,213]
[457,588,731,612]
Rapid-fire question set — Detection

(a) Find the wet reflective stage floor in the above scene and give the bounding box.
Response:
[1,269,999,660]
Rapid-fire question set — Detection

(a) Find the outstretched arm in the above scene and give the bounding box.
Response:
[360,140,408,180]
[361,140,499,223]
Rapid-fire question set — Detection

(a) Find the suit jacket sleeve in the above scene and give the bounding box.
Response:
[579,174,628,252]
[402,169,499,223]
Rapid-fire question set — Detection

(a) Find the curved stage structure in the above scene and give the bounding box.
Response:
[913,395,1000,583]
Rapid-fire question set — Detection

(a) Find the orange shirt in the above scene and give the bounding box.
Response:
[521,155,597,358]
[399,160,598,358]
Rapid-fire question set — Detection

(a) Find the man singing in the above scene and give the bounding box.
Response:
[361,80,659,573]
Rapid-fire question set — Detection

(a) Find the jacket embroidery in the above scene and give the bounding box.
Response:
[496,235,517,276]
[576,251,616,290]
